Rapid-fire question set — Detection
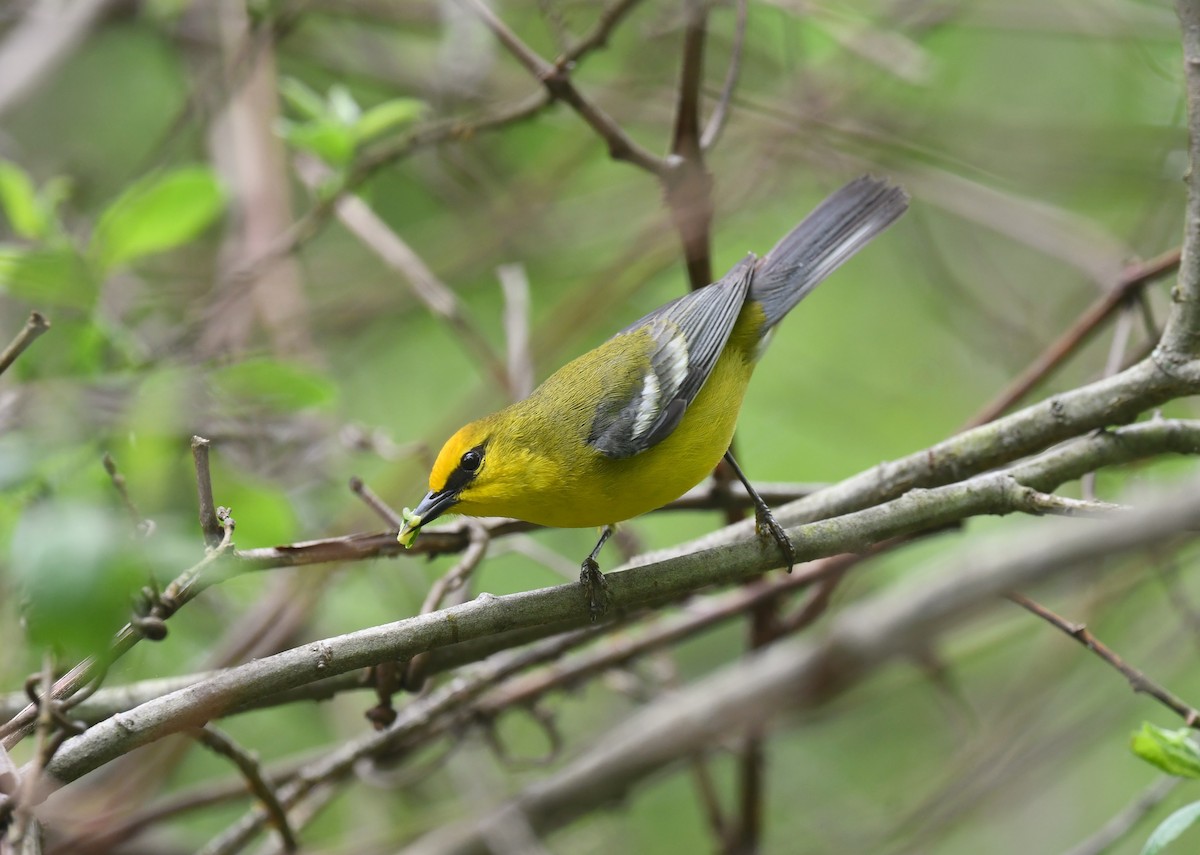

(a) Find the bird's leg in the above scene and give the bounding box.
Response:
[580,525,614,620]
[723,450,796,572]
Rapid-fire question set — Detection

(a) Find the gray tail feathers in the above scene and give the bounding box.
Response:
[750,175,908,332]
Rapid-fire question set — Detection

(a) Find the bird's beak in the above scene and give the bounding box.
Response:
[397,488,460,547]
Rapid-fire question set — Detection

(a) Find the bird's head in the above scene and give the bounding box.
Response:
[397,416,536,546]
[397,420,488,546]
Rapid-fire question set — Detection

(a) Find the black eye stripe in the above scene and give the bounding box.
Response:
[441,444,486,495]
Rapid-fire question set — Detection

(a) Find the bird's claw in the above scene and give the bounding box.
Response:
[579,557,610,621]
[754,503,795,572]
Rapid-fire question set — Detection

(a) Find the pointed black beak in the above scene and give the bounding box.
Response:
[397,488,460,546]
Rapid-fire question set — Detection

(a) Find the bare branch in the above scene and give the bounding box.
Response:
[192,436,223,549]
[33,435,1197,791]
[1008,593,1200,725]
[650,360,1200,561]
[1061,776,1179,855]
[498,264,534,399]
[1162,1,1200,356]
[561,0,646,64]
[0,312,49,377]
[460,0,666,175]
[700,0,747,151]
[349,476,405,529]
[398,474,1200,855]
[293,155,514,398]
[963,248,1180,428]
[666,0,715,289]
[194,726,296,852]
[194,627,605,854]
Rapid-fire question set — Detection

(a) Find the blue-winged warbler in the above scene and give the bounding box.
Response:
[398,176,908,613]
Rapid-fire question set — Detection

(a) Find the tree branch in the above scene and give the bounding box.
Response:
[641,360,1200,563]
[0,312,49,377]
[460,0,665,176]
[398,473,1200,855]
[30,421,1200,791]
[1162,1,1200,355]
[963,248,1180,428]
[1008,593,1200,724]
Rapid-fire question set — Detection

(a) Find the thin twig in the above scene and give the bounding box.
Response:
[403,519,491,690]
[666,0,714,290]
[963,248,1180,428]
[349,476,405,529]
[194,725,297,852]
[1022,491,1129,517]
[1008,593,1200,726]
[498,263,534,400]
[102,452,153,536]
[0,312,49,377]
[292,155,514,398]
[1060,775,1179,855]
[561,0,646,64]
[232,479,821,571]
[6,654,54,841]
[1163,1,1200,356]
[47,763,301,855]
[461,0,666,175]
[700,0,747,151]
[192,436,223,549]
[230,5,645,292]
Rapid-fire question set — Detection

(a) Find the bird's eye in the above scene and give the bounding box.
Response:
[460,450,482,472]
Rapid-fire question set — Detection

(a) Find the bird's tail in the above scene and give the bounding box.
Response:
[750,175,908,332]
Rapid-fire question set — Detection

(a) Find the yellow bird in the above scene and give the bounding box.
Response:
[398,176,908,615]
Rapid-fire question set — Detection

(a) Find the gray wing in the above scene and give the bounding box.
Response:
[587,255,754,459]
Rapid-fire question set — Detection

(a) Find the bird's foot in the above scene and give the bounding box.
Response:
[754,503,796,572]
[579,557,610,621]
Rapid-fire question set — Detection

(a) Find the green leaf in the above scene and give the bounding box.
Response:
[11,504,200,659]
[91,166,226,275]
[1132,723,1200,778]
[354,98,425,143]
[279,77,330,123]
[275,119,356,167]
[210,357,337,411]
[0,244,97,309]
[0,160,47,239]
[12,503,146,658]
[1141,800,1200,855]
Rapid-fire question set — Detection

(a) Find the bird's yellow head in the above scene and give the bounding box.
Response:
[398,414,543,546]
[397,420,488,546]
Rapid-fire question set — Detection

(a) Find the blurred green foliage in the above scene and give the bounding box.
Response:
[0,1,1197,853]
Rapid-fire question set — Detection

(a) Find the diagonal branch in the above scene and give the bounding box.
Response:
[31,426,1200,791]
[460,0,665,176]
[397,474,1200,855]
[700,0,748,151]
[193,725,297,852]
[0,312,49,377]
[963,248,1180,428]
[1008,593,1200,725]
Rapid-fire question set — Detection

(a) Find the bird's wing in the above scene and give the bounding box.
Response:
[587,255,754,459]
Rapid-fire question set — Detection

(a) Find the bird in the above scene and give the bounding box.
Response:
[397,176,908,617]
